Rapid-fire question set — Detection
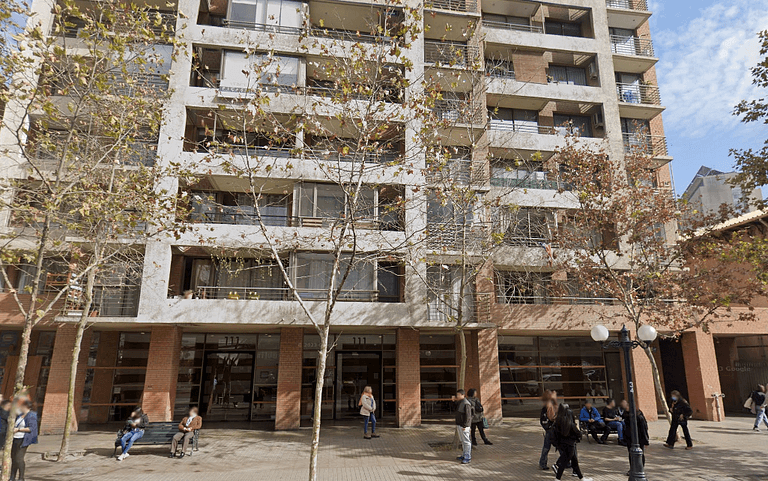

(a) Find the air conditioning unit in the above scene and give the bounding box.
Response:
[588,61,599,80]
[593,111,605,129]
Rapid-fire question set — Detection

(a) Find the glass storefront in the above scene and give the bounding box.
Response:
[420,334,457,417]
[499,335,621,417]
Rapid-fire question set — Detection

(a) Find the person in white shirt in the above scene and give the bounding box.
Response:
[358,386,379,440]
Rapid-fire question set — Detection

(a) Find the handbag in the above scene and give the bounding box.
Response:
[482,416,489,429]
[744,396,755,414]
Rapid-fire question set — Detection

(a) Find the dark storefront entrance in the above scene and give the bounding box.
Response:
[334,352,382,420]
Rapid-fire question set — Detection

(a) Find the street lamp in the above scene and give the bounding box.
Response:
[591,324,658,481]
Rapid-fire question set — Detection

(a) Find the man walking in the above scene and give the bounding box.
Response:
[454,389,473,465]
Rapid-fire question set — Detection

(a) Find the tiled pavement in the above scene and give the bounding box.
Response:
[18,416,764,480]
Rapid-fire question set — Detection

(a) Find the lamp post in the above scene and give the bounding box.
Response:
[591,324,657,481]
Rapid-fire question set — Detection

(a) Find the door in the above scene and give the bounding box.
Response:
[610,28,636,55]
[616,73,641,104]
[334,352,382,420]
[201,352,254,421]
[604,352,625,402]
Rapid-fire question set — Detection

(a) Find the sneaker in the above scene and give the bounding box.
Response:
[116,454,125,461]
[483,440,493,445]
[582,478,594,481]
[663,443,674,449]
[471,441,478,446]
[169,453,175,458]
[179,453,185,458]
[456,456,465,461]
[371,434,380,438]
[685,446,693,450]
[572,472,579,477]
[123,452,130,459]
[552,465,558,476]
[753,426,760,432]
[363,435,371,439]
[461,458,470,465]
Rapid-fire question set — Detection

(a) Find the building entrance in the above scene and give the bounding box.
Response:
[334,351,382,420]
[201,352,254,422]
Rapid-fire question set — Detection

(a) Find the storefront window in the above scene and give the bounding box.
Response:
[420,334,457,417]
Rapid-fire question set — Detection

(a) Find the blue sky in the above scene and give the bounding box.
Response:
[648,0,768,196]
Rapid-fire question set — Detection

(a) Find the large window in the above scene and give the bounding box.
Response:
[502,207,557,246]
[499,336,618,417]
[227,0,302,30]
[545,20,582,37]
[554,114,592,137]
[219,51,300,95]
[549,65,587,86]
[294,253,376,301]
[420,334,457,417]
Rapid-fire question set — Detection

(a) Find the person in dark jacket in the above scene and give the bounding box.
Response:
[117,406,149,461]
[751,384,768,431]
[10,399,37,481]
[663,390,693,449]
[0,399,11,443]
[551,403,593,481]
[622,408,649,475]
[602,399,625,445]
[538,390,557,470]
[579,401,609,444]
[466,389,492,446]
[453,389,473,464]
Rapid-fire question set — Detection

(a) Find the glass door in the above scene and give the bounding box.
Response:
[201,352,254,421]
[334,352,382,420]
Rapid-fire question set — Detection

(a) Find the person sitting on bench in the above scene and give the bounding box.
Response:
[117,406,148,461]
[170,406,202,458]
[579,401,609,444]
[602,399,626,446]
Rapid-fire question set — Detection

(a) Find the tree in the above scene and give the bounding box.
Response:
[0,0,186,471]
[551,135,766,420]
[731,30,768,209]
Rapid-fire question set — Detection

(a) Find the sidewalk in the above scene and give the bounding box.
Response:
[18,416,764,481]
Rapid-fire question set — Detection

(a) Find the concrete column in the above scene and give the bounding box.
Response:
[275,327,303,430]
[682,330,724,421]
[396,328,421,427]
[40,326,92,434]
[142,326,182,422]
[477,328,502,425]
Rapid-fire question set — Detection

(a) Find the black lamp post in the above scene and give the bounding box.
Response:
[591,324,657,481]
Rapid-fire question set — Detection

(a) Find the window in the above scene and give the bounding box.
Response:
[496,271,552,304]
[219,51,299,96]
[554,114,592,137]
[294,253,375,301]
[502,208,557,246]
[545,20,581,37]
[228,0,302,29]
[420,334,457,417]
[488,108,539,133]
[616,72,642,103]
[426,265,474,322]
[377,262,403,303]
[549,65,587,86]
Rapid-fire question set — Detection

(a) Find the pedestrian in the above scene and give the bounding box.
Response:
[551,403,593,481]
[170,406,202,458]
[11,399,37,481]
[750,384,768,431]
[538,390,557,470]
[0,399,11,444]
[466,389,492,446]
[663,390,693,450]
[601,399,625,445]
[359,386,379,439]
[622,408,649,476]
[117,406,149,461]
[453,389,473,465]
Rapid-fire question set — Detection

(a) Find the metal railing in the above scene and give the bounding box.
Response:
[485,63,515,80]
[308,27,397,44]
[425,159,473,185]
[190,211,404,231]
[221,21,302,35]
[194,144,294,158]
[610,35,655,57]
[481,19,543,34]
[27,138,158,168]
[66,285,140,317]
[195,286,379,302]
[622,133,669,157]
[63,12,176,39]
[425,0,478,13]
[432,99,485,124]
[490,176,572,191]
[305,85,403,103]
[424,41,480,68]
[489,119,556,135]
[606,0,649,11]
[426,223,488,251]
[305,149,400,164]
[616,83,661,105]
[497,291,620,305]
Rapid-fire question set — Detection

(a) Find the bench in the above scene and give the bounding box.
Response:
[579,420,620,444]
[113,422,200,456]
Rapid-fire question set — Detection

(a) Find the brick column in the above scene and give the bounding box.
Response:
[464,331,479,393]
[142,326,182,422]
[630,346,659,422]
[275,327,303,430]
[396,328,421,427]
[87,331,120,423]
[682,330,723,421]
[40,326,92,434]
[477,328,502,425]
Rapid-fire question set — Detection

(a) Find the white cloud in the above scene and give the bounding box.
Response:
[653,0,768,139]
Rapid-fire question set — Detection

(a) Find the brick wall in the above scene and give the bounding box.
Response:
[41,326,92,434]
[630,346,659,422]
[682,330,724,421]
[396,328,420,427]
[142,326,182,422]
[511,51,548,85]
[477,328,503,425]
[464,331,479,393]
[275,327,303,430]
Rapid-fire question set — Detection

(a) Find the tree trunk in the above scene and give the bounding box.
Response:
[57,266,96,461]
[457,328,467,391]
[643,345,672,423]
[308,326,330,481]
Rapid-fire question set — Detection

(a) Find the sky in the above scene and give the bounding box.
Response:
[647,0,768,196]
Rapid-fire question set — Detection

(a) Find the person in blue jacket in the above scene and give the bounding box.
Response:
[579,401,609,444]
[11,399,38,481]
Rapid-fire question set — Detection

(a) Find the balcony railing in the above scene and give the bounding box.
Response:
[610,35,655,57]
[108,73,169,96]
[616,82,661,105]
[27,137,158,169]
[426,223,488,251]
[485,63,515,80]
[190,211,404,231]
[433,99,485,125]
[497,291,620,305]
[426,159,473,185]
[221,21,302,35]
[305,149,400,164]
[308,27,397,45]
[195,286,379,302]
[424,41,480,68]
[622,133,669,157]
[490,176,572,191]
[66,285,140,317]
[489,119,556,135]
[425,0,478,13]
[63,12,176,39]
[606,0,649,11]
[481,19,543,34]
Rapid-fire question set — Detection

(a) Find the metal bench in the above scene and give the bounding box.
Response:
[579,420,619,444]
[113,422,200,456]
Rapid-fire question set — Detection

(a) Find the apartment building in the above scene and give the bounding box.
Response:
[0,0,757,434]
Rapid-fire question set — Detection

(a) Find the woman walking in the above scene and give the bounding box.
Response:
[359,386,379,439]
[11,399,38,481]
[663,390,693,450]
[551,403,593,481]
[751,384,768,431]
[466,389,492,446]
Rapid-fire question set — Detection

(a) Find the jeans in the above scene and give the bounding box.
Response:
[120,429,144,454]
[607,420,625,442]
[755,407,768,429]
[471,421,489,444]
[555,444,582,479]
[539,429,553,468]
[666,419,692,447]
[457,425,471,461]
[363,413,376,435]
[10,439,27,480]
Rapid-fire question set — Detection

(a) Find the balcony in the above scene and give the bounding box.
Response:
[425,158,475,185]
[424,41,480,69]
[426,223,488,251]
[195,286,379,302]
[65,285,140,317]
[490,175,571,191]
[616,82,664,119]
[622,133,672,165]
[489,119,555,135]
[432,99,485,125]
[610,35,657,73]
[61,12,176,42]
[606,1,651,30]
[425,0,477,13]
[481,19,542,34]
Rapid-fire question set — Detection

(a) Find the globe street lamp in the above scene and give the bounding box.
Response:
[591,324,658,481]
